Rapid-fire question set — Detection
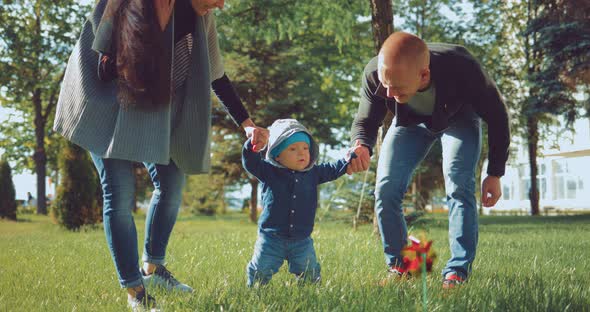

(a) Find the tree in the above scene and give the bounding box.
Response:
[183,173,227,216]
[132,164,152,213]
[461,0,587,215]
[394,0,465,42]
[0,159,17,221]
[521,0,586,215]
[371,0,394,52]
[52,141,101,230]
[529,0,590,89]
[0,0,90,215]
[214,0,372,223]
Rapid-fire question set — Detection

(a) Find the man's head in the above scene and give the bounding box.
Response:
[270,132,311,171]
[378,32,431,103]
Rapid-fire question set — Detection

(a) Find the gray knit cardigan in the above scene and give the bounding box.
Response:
[53,0,224,174]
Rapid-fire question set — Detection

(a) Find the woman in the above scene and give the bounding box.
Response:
[54,0,267,310]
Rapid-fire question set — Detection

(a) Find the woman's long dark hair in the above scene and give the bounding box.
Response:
[114,0,170,109]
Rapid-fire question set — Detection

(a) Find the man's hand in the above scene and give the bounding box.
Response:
[242,119,269,152]
[481,175,502,207]
[346,140,371,175]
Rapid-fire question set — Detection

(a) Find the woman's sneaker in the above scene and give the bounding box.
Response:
[128,289,159,312]
[142,265,193,293]
[442,272,465,289]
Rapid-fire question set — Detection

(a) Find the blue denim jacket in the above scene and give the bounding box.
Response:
[242,140,349,239]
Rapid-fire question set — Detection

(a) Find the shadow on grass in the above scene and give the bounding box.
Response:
[176,212,251,223]
[15,218,33,223]
[409,213,590,230]
[478,214,590,226]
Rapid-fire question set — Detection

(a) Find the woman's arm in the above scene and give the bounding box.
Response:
[211,74,250,126]
[210,77,268,150]
[204,13,269,150]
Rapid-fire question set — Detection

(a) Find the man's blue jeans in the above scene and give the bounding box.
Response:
[375,111,481,279]
[90,154,185,288]
[247,231,321,286]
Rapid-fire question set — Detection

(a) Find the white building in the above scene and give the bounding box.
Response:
[483,115,590,215]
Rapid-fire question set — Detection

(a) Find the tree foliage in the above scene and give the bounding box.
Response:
[210,0,373,221]
[525,0,590,122]
[0,0,90,214]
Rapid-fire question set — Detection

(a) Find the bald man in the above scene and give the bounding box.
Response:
[348,32,510,288]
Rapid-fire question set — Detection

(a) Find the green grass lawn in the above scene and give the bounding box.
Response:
[1,212,589,311]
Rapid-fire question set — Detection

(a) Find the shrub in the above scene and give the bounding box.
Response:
[52,142,101,230]
[0,159,17,221]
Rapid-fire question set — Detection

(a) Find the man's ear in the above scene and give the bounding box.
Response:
[420,68,430,83]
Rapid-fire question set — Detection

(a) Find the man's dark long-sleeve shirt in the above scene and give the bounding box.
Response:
[350,43,510,176]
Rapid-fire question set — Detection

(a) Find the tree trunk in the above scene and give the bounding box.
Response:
[524,0,540,216]
[527,116,540,215]
[370,0,395,135]
[370,0,394,52]
[132,194,138,213]
[369,0,394,235]
[417,173,424,210]
[411,181,417,211]
[249,178,258,223]
[33,89,47,215]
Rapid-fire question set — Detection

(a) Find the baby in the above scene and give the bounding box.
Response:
[242,119,353,286]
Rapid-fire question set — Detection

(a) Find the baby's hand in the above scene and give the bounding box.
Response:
[345,150,358,163]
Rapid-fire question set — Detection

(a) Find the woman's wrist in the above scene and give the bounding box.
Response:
[241,118,255,129]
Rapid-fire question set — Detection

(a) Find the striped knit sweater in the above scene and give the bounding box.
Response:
[53,0,224,174]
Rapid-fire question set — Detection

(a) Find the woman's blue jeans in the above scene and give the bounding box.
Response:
[375,111,481,279]
[90,153,186,288]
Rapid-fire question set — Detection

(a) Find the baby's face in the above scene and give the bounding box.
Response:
[275,142,310,171]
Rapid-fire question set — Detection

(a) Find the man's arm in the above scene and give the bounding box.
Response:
[468,60,510,177]
[465,57,509,207]
[350,61,388,153]
[348,60,388,174]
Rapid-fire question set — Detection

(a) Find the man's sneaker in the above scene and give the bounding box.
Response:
[378,266,411,286]
[142,265,193,293]
[388,265,410,277]
[127,288,159,312]
[442,272,465,289]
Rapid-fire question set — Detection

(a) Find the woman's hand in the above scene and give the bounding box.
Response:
[241,119,269,152]
[191,0,225,16]
[154,0,176,31]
